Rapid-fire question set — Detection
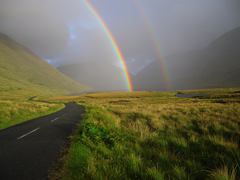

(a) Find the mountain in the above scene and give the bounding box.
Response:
[132,60,167,91]
[134,27,240,90]
[0,33,86,99]
[58,62,127,91]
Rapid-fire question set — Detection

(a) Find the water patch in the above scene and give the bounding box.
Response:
[176,93,209,98]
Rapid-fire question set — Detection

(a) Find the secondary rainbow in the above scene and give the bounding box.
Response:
[83,0,133,91]
[132,0,171,90]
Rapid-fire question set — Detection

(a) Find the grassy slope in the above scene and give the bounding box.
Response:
[0,33,87,100]
[0,33,86,129]
[52,89,240,180]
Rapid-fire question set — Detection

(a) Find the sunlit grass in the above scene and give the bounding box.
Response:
[210,166,237,180]
[0,100,64,130]
[51,88,240,179]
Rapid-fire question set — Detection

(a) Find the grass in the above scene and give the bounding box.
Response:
[0,33,88,130]
[51,88,240,180]
[0,100,64,130]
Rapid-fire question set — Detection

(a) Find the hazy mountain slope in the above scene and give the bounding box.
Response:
[132,61,167,91]
[168,27,240,89]
[134,27,240,90]
[0,33,86,99]
[58,62,127,91]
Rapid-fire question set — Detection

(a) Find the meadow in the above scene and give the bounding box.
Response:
[0,100,64,130]
[51,89,240,180]
[0,91,65,130]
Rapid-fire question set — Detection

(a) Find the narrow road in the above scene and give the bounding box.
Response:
[0,103,84,180]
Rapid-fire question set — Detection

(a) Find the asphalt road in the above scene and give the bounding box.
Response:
[0,103,84,180]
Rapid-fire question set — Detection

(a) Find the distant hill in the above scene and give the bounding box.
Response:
[132,60,167,91]
[0,33,86,99]
[134,27,240,90]
[58,62,127,91]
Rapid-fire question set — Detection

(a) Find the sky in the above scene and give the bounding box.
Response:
[0,0,240,90]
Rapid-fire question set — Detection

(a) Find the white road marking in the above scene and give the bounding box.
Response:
[51,117,59,123]
[17,127,40,140]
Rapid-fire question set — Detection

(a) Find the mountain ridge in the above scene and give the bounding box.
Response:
[0,33,87,99]
[133,27,240,90]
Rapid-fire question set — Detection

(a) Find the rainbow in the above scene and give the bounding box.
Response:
[132,0,171,90]
[83,0,133,91]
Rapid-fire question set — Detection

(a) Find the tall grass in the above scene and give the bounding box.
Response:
[54,89,240,179]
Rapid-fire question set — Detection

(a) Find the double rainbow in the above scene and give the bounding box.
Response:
[83,0,133,92]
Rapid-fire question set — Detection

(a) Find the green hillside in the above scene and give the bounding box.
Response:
[0,33,87,100]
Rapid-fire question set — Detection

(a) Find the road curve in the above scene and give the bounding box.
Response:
[0,103,84,180]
